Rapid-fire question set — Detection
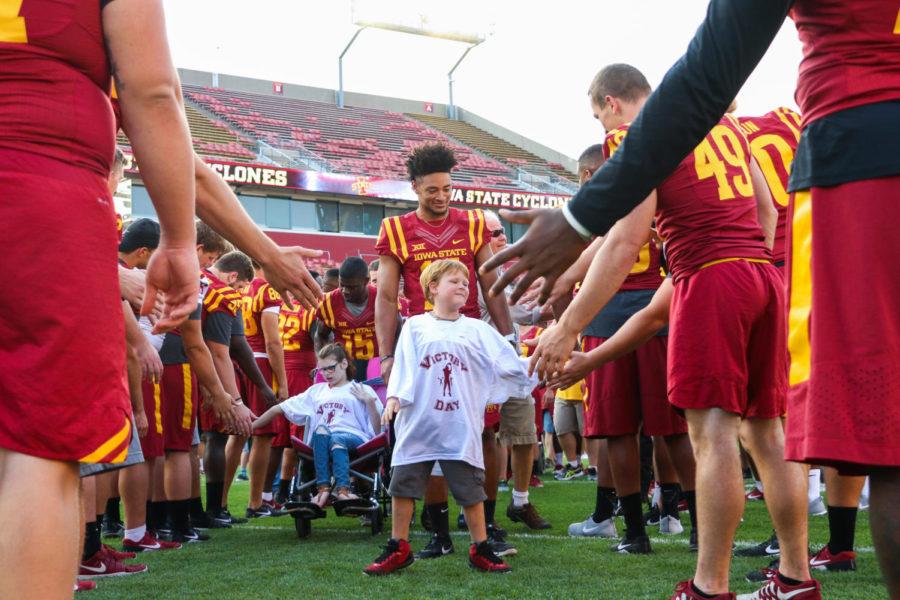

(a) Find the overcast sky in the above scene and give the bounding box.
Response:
[162,0,803,160]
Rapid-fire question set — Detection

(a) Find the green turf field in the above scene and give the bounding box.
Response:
[90,475,885,599]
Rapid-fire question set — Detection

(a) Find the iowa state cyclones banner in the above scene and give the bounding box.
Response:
[123,155,570,210]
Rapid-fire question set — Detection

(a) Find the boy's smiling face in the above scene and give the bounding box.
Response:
[430,268,469,312]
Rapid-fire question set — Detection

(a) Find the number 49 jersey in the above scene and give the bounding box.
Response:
[604,116,770,281]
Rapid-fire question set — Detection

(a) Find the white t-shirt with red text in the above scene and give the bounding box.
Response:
[281,382,379,442]
[387,313,536,469]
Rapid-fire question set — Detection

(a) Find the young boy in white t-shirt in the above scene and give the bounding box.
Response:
[252,343,381,506]
[364,260,535,576]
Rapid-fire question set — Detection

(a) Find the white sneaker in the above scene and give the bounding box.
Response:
[808,496,827,516]
[568,515,617,538]
[659,515,684,535]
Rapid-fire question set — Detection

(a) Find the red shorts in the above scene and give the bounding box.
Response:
[160,363,199,452]
[583,335,685,437]
[248,358,280,437]
[484,404,501,431]
[0,169,130,463]
[668,260,786,419]
[199,361,247,433]
[785,179,900,472]
[139,380,164,459]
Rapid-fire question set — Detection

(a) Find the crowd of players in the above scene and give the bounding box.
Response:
[1,1,898,599]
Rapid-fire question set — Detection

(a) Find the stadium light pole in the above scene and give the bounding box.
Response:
[447,40,481,120]
[339,18,485,115]
[338,26,367,108]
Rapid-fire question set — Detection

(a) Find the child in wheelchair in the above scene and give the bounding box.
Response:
[253,343,382,507]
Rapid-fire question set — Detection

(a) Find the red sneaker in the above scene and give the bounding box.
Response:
[122,532,183,552]
[79,551,148,578]
[101,544,135,561]
[809,545,857,571]
[736,573,821,600]
[263,498,284,511]
[468,541,511,573]
[745,488,765,501]
[671,580,735,599]
[364,539,413,576]
[74,580,97,593]
[528,474,544,488]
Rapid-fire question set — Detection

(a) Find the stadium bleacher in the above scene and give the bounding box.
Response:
[181,84,529,189]
[410,113,578,183]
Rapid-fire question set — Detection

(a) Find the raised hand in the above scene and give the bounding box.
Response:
[261,245,324,310]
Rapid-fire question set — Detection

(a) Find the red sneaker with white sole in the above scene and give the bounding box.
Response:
[78,551,148,578]
[671,580,735,599]
[101,544,135,561]
[75,580,97,593]
[809,545,857,571]
[736,573,821,600]
[745,488,765,501]
[122,532,182,552]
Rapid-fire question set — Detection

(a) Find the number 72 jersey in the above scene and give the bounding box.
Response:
[604,116,771,281]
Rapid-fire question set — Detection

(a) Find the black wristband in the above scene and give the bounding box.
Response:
[380,354,394,361]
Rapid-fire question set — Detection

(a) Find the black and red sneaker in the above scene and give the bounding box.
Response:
[670,580,735,599]
[364,539,414,576]
[74,580,97,593]
[122,532,182,552]
[809,545,857,571]
[468,541,511,573]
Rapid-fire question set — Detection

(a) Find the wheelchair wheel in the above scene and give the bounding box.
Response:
[294,516,311,539]
[370,506,384,536]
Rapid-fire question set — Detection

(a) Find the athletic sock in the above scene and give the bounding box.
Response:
[145,500,154,530]
[682,490,698,530]
[425,502,450,540]
[206,481,225,516]
[261,491,273,502]
[808,468,822,503]
[105,497,122,524]
[690,581,717,599]
[189,496,205,520]
[777,572,804,586]
[83,522,101,561]
[567,460,579,468]
[826,506,858,554]
[150,500,169,531]
[96,513,104,529]
[554,452,563,465]
[512,490,529,508]
[660,483,680,518]
[592,486,616,523]
[124,525,146,543]
[620,493,646,539]
[484,499,496,525]
[277,479,293,503]
[531,459,540,476]
[168,499,192,533]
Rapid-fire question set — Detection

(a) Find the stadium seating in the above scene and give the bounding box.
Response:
[182,85,525,189]
[409,113,578,183]
[117,105,257,162]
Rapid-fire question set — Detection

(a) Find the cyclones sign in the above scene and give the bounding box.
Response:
[124,155,570,210]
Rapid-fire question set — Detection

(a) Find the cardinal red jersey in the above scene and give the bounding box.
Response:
[602,136,672,291]
[242,277,283,354]
[375,208,490,317]
[738,107,802,264]
[279,304,317,371]
[605,118,770,280]
[0,0,115,178]
[316,286,379,360]
[202,269,242,322]
[790,0,900,125]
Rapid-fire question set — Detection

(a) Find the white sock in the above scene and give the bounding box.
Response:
[807,468,821,503]
[651,485,661,508]
[555,453,563,465]
[755,479,764,493]
[124,525,146,543]
[567,460,578,468]
[261,492,273,502]
[860,477,870,505]
[512,490,529,508]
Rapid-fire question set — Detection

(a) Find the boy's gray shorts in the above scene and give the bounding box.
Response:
[389,460,486,507]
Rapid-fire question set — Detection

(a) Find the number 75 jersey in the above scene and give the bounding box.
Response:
[604,116,771,281]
